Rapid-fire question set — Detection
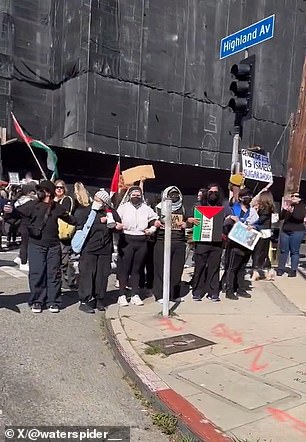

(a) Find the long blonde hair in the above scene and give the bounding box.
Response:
[74,182,91,207]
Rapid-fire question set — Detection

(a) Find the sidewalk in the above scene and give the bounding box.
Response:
[105,270,306,442]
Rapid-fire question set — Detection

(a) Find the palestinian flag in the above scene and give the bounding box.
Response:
[11,112,58,179]
[193,206,224,242]
[110,161,120,197]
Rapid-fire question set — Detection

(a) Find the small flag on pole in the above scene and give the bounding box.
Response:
[110,162,120,197]
[11,112,58,179]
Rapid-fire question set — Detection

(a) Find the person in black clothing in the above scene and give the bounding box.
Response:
[153,186,187,303]
[14,182,37,269]
[277,192,306,277]
[223,188,259,300]
[75,189,122,314]
[190,183,230,302]
[251,190,275,281]
[16,180,76,313]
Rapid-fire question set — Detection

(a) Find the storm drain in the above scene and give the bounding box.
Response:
[145,333,216,356]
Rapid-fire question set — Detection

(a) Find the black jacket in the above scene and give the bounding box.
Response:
[74,206,121,254]
[16,200,75,247]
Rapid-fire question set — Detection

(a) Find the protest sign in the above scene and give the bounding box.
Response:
[193,206,224,242]
[8,172,20,185]
[228,221,261,251]
[122,165,155,185]
[241,149,273,183]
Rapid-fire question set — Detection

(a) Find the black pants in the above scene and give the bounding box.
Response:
[139,240,155,290]
[78,253,111,303]
[118,235,147,295]
[60,242,76,288]
[19,225,29,264]
[192,243,223,299]
[153,240,185,301]
[225,246,251,294]
[252,238,271,270]
[28,243,62,307]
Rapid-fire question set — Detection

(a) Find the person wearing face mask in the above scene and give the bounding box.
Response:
[153,186,187,303]
[190,184,230,302]
[277,192,306,277]
[75,189,122,313]
[223,188,258,300]
[117,186,158,306]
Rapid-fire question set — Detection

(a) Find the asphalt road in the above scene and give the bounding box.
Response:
[0,251,168,442]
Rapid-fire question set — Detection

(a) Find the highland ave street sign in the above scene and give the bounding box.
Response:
[220,15,275,59]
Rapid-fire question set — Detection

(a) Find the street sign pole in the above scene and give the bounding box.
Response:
[162,198,172,317]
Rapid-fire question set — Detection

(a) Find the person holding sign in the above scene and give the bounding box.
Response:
[191,184,229,302]
[223,188,258,300]
[277,193,306,277]
[153,186,187,303]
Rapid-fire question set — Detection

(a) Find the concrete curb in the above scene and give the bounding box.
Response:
[105,306,233,442]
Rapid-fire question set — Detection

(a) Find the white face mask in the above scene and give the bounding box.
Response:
[92,201,102,211]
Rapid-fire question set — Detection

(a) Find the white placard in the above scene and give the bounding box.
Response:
[8,172,20,185]
[241,149,273,183]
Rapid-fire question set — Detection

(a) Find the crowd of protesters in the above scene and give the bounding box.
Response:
[0,171,305,314]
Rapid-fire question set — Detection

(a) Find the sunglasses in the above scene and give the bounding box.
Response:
[291,194,300,198]
[56,186,64,189]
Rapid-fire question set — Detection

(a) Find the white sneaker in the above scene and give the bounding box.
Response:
[14,256,21,265]
[118,295,129,306]
[49,305,60,313]
[174,297,185,302]
[19,263,29,271]
[130,295,144,306]
[115,280,120,288]
[157,299,163,304]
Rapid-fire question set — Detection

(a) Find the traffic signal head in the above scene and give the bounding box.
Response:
[228,55,255,123]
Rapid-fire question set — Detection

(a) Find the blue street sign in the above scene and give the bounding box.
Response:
[220,15,275,59]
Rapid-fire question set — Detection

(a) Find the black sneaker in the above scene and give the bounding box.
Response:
[49,305,60,313]
[31,303,42,313]
[207,295,221,302]
[288,270,297,278]
[96,300,105,311]
[276,270,284,276]
[225,292,239,300]
[237,289,252,298]
[79,302,95,314]
[192,295,202,301]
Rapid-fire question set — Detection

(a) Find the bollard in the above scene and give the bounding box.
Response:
[162,198,172,317]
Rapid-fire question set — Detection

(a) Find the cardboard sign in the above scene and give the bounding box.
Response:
[8,172,20,185]
[171,213,183,230]
[193,206,224,242]
[241,149,273,183]
[228,221,261,250]
[122,165,155,185]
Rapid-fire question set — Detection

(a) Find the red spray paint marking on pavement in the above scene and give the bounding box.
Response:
[244,345,269,372]
[211,323,243,344]
[266,407,306,436]
[159,318,184,332]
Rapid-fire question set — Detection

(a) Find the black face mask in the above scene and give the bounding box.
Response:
[170,194,180,203]
[130,196,142,206]
[207,191,219,203]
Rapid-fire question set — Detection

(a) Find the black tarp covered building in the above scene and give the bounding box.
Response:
[0,0,305,192]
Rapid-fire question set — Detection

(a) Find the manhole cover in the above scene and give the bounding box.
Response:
[145,334,216,356]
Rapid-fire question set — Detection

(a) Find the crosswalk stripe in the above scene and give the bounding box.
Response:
[0,266,27,278]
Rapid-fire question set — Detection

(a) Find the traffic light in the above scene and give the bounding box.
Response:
[228,55,255,124]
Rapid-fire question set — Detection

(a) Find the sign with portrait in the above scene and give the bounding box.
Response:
[228,221,261,250]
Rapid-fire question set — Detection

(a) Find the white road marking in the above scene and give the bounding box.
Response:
[0,266,27,278]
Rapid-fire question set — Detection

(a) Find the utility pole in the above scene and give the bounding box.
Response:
[284,55,306,195]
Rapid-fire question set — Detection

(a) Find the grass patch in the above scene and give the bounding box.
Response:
[144,344,162,355]
[152,412,178,435]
